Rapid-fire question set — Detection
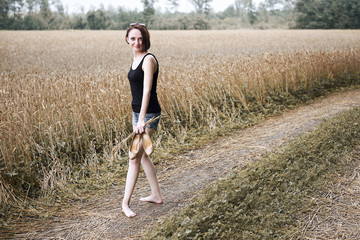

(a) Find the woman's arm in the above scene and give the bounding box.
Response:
[135,55,157,134]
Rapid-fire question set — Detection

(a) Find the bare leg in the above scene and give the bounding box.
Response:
[139,128,163,204]
[122,153,142,217]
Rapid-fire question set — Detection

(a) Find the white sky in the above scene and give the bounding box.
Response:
[60,0,265,13]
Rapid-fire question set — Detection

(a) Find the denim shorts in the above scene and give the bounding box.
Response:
[132,112,161,130]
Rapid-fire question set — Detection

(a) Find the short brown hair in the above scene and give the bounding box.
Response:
[125,23,151,52]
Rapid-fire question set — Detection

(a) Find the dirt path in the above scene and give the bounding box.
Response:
[14,88,360,240]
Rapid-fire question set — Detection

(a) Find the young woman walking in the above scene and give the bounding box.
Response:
[122,23,163,218]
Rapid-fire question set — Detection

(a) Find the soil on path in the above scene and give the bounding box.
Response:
[14,88,360,240]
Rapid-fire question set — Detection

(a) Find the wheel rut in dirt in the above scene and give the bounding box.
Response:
[15,88,360,240]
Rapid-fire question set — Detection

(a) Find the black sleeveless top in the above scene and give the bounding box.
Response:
[128,53,161,113]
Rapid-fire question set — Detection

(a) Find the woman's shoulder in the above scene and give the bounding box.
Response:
[143,53,158,69]
[144,52,157,62]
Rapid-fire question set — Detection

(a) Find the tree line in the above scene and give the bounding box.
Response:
[0,0,359,30]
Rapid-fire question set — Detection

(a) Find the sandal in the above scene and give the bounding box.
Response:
[129,134,141,159]
[141,132,154,156]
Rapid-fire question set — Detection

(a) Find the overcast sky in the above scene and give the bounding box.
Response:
[60,0,265,13]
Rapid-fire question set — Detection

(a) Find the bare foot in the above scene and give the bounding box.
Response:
[122,204,136,218]
[139,195,163,204]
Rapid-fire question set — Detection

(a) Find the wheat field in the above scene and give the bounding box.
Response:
[1,30,359,203]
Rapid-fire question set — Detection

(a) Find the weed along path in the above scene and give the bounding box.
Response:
[15,88,360,239]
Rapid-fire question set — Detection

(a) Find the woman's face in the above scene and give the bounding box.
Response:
[127,29,143,52]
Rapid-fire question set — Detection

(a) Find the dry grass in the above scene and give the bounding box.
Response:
[0,30,360,203]
[298,147,360,240]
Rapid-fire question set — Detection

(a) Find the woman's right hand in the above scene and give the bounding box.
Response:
[134,118,146,134]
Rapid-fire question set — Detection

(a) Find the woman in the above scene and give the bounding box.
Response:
[122,23,163,218]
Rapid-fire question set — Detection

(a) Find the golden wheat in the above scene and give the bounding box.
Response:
[0,30,359,201]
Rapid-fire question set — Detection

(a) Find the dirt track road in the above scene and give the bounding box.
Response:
[15,88,360,240]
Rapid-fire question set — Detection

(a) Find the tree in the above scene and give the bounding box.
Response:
[218,5,237,19]
[141,0,156,25]
[294,0,360,29]
[25,0,35,13]
[52,0,64,16]
[8,0,23,15]
[265,0,284,10]
[87,9,108,29]
[23,13,47,29]
[39,0,51,20]
[115,7,142,29]
[2,0,25,29]
[235,0,257,25]
[188,0,212,14]
[187,0,212,30]
[71,14,86,29]
[0,0,10,29]
[167,0,179,12]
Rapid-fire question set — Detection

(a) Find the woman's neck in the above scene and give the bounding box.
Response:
[133,51,148,60]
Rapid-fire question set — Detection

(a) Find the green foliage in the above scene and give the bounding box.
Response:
[142,0,156,25]
[87,10,109,30]
[188,0,213,15]
[0,0,321,30]
[23,14,47,30]
[294,0,360,29]
[0,0,10,29]
[3,0,351,30]
[145,106,360,239]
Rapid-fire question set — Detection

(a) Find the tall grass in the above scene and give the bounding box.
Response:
[0,30,359,202]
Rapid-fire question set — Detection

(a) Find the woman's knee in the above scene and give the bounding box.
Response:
[140,154,153,164]
[129,157,141,166]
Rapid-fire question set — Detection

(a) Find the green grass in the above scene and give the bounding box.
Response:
[145,107,360,239]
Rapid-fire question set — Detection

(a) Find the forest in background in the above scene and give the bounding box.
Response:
[0,0,359,30]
